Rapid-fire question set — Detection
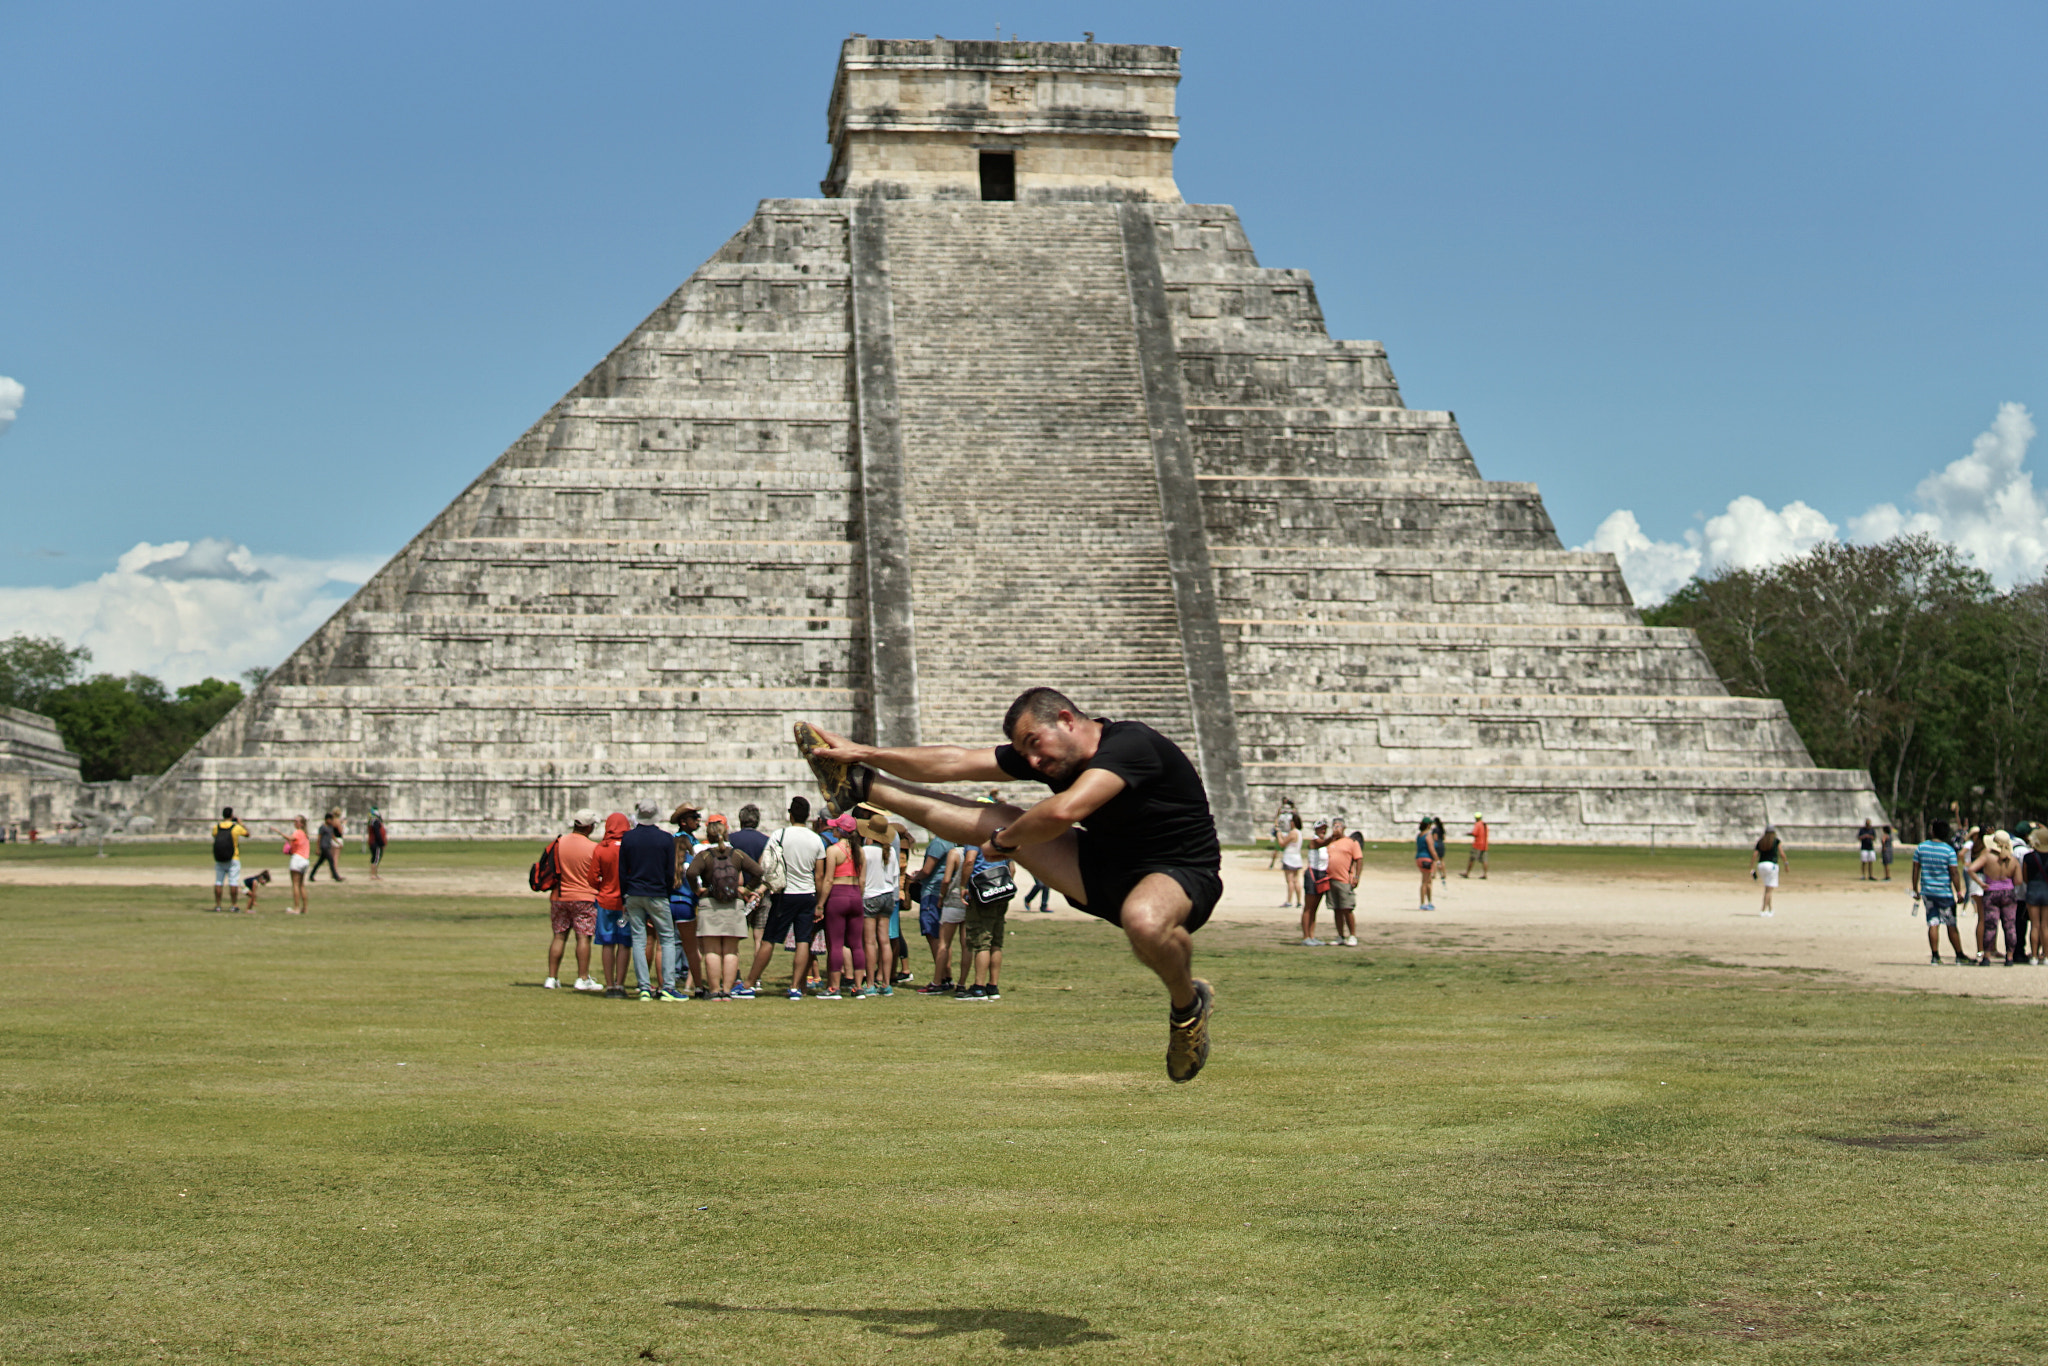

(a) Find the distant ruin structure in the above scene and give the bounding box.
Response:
[143,37,1882,842]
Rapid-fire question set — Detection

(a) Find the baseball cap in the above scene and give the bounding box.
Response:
[705,812,728,826]
[571,808,598,828]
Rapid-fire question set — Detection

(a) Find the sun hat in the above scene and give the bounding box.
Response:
[670,804,700,825]
[857,808,892,842]
[2029,828,2048,854]
[1990,830,2014,857]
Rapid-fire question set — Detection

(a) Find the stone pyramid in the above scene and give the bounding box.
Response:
[144,37,1881,843]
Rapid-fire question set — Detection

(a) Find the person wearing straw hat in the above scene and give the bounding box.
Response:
[1968,829,2025,966]
[855,806,901,996]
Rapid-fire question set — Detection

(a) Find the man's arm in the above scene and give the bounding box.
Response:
[984,768,1127,857]
[804,724,1009,784]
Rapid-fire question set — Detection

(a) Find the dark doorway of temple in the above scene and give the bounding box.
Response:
[978,152,1016,201]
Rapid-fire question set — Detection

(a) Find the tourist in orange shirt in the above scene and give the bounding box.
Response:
[548,810,602,993]
[276,816,312,913]
[1463,814,1489,879]
[1323,821,1360,946]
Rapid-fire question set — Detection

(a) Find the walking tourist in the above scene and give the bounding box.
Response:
[815,811,868,998]
[858,807,900,996]
[1414,817,1438,912]
[1277,812,1304,909]
[1463,813,1489,879]
[1857,820,1878,880]
[210,807,250,911]
[1324,820,1360,946]
[684,814,763,999]
[743,797,825,999]
[959,841,1016,1000]
[546,810,601,992]
[621,798,684,1001]
[278,816,311,913]
[312,810,345,882]
[366,807,387,880]
[1914,819,1968,965]
[591,813,632,997]
[1968,830,2024,966]
[794,684,1223,1083]
[1750,824,1785,916]
[1023,871,1053,913]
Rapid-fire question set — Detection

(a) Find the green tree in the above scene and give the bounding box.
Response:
[0,633,91,712]
[40,674,243,782]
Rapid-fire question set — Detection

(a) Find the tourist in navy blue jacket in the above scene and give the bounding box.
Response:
[620,799,683,1000]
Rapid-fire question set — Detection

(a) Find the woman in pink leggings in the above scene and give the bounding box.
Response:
[814,813,870,998]
[1970,830,2024,966]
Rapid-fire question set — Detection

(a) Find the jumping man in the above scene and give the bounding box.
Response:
[793,687,1222,1082]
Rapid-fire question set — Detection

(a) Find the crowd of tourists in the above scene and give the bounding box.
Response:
[1268,803,1490,940]
[1910,818,2048,967]
[534,794,1045,1002]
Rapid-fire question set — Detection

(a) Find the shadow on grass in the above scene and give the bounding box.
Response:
[667,1300,1115,1349]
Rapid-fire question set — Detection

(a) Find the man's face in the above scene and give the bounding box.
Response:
[1009,711,1091,782]
[681,813,700,832]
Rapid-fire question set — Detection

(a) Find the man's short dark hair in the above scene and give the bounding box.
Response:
[221,807,234,819]
[738,803,761,829]
[1931,818,1951,841]
[789,796,810,823]
[1002,687,1084,740]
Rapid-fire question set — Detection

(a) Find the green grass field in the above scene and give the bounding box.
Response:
[3,874,2040,1364]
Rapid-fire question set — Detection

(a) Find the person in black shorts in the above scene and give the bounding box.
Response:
[794,687,1222,1082]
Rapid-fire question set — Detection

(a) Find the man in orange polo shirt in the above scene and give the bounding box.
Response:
[1323,819,1361,947]
[1463,814,1489,879]
[547,809,603,993]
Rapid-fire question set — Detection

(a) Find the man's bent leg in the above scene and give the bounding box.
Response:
[1119,873,1198,1010]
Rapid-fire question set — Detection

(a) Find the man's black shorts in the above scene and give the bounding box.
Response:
[1069,865,1223,933]
[761,891,815,946]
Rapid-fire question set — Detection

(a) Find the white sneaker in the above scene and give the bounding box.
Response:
[1760,910,1774,917]
[573,977,600,992]
[1301,937,1325,946]
[1343,935,1358,946]
[543,977,559,989]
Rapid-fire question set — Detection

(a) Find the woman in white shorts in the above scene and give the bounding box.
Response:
[278,815,312,914]
[1749,824,1785,917]
[1277,813,1304,908]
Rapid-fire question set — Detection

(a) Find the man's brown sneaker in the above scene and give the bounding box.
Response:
[1165,978,1215,1083]
[793,721,871,816]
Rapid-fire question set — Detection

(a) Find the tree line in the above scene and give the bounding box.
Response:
[1644,534,2048,838]
[0,634,252,783]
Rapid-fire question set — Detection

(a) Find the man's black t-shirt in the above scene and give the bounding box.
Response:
[995,719,1220,875]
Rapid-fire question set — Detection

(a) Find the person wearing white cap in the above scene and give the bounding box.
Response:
[546,809,603,991]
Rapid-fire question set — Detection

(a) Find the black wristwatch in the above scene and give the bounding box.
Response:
[988,826,1018,855]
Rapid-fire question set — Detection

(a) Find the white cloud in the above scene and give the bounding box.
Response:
[0,376,22,436]
[1577,497,1835,607]
[1578,509,1701,607]
[0,539,383,688]
[1584,404,2048,603]
[1850,402,2046,586]
[1699,496,1838,572]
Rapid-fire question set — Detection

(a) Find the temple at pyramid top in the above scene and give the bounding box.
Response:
[822,37,1184,202]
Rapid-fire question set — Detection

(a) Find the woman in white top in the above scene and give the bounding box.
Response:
[1277,813,1304,908]
[858,807,901,996]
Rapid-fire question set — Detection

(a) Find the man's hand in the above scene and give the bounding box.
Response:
[802,723,873,767]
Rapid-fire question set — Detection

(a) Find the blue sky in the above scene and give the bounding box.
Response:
[4,1,2045,679]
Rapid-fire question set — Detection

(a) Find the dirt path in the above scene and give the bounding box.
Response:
[8,849,2042,1005]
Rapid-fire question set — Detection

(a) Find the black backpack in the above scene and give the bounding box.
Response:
[528,837,562,893]
[704,846,743,903]
[212,823,237,861]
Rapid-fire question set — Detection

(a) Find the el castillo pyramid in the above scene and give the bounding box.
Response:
[143,37,1882,843]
